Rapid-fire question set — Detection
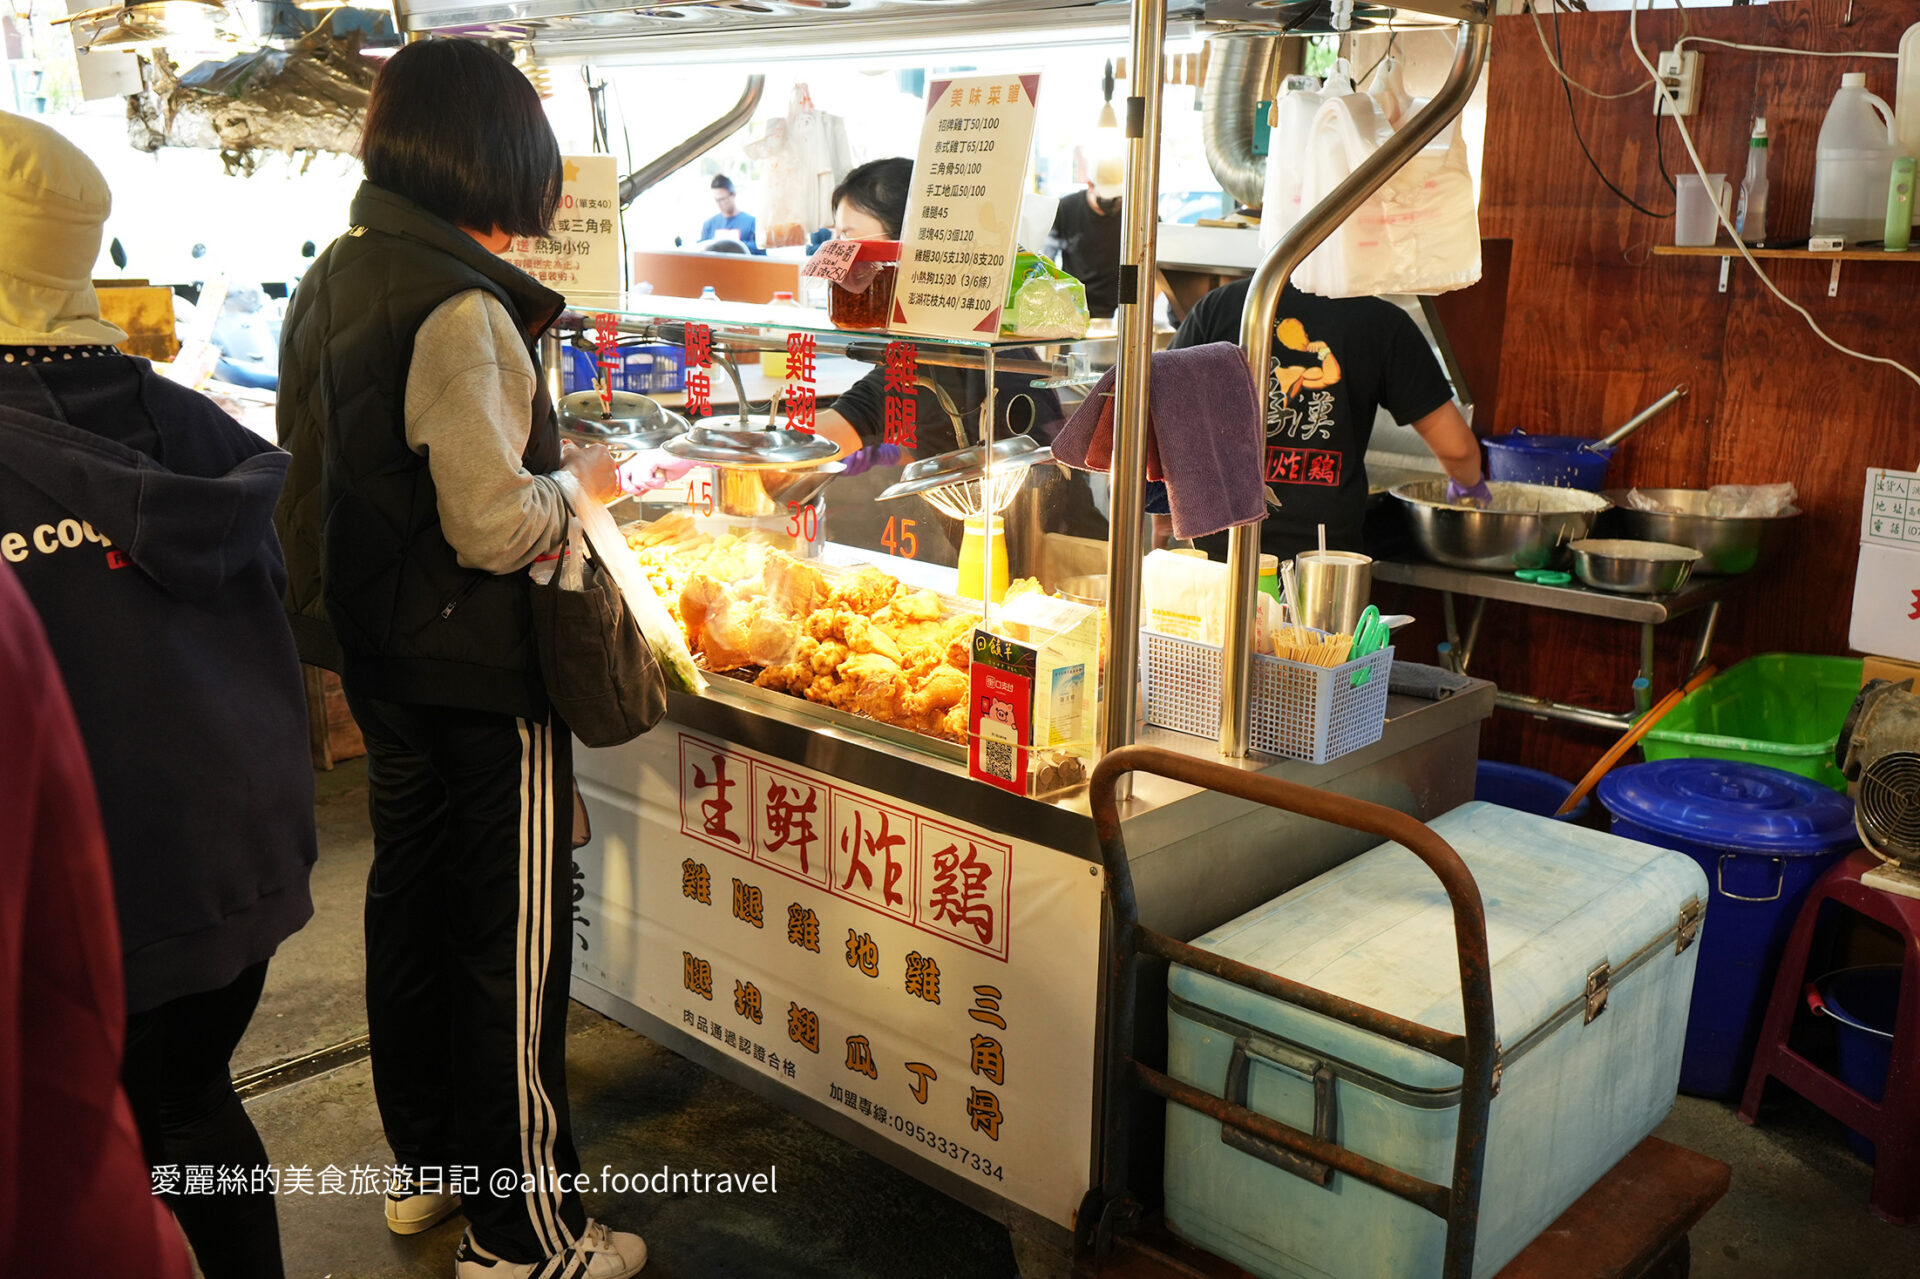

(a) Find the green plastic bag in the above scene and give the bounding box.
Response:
[1002,251,1090,340]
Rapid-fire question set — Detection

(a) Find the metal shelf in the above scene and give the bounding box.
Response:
[1372,558,1743,625]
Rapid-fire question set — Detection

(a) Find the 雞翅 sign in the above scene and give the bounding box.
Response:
[501,155,621,299]
[891,74,1041,341]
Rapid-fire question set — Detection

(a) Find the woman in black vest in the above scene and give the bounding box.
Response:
[273,41,642,1279]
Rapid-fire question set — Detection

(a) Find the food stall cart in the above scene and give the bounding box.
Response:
[381,1,1726,1274]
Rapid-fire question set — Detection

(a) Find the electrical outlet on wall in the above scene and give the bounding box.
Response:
[1654,49,1701,117]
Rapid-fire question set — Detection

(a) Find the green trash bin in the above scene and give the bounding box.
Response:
[1641,654,1863,792]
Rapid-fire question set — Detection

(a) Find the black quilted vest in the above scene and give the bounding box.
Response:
[275,182,564,719]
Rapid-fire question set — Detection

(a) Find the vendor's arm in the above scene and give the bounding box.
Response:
[1411,400,1482,488]
[815,408,864,459]
[405,290,613,574]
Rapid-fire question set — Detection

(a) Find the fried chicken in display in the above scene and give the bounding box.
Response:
[631,516,1011,743]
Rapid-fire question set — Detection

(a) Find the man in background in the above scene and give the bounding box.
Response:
[699,174,760,254]
[1046,154,1125,319]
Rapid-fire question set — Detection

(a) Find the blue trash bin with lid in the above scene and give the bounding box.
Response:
[1597,759,1858,1097]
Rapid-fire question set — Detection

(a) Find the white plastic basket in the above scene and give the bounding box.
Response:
[1142,630,1394,765]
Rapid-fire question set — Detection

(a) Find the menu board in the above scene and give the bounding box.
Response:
[891,74,1041,340]
[501,154,621,297]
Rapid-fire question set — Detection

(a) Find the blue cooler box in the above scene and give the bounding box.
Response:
[1164,802,1708,1279]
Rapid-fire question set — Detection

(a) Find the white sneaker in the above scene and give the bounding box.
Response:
[453,1220,647,1278]
[386,1180,462,1235]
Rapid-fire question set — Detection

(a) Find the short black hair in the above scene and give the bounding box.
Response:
[831,157,913,240]
[711,174,735,193]
[360,39,561,239]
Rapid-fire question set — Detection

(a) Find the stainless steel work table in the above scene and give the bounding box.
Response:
[1373,558,1751,728]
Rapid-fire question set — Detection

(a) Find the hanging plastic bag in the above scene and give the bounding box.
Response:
[1291,62,1481,298]
[1259,65,1357,251]
[746,84,855,248]
[1366,56,1415,129]
[1003,251,1090,340]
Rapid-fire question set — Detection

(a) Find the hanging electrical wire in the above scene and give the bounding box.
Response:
[1548,2,1671,218]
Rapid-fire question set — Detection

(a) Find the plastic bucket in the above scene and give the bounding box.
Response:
[1474,760,1590,823]
[1642,654,1863,792]
[1814,965,1901,1162]
[1598,760,1858,1097]
[1484,435,1615,491]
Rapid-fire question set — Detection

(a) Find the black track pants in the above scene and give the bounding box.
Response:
[346,692,586,1264]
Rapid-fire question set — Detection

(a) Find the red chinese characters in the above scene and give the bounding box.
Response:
[1265,446,1342,488]
[753,763,826,885]
[882,341,917,448]
[917,818,1011,960]
[680,737,747,854]
[685,323,713,419]
[832,794,912,921]
[678,735,1014,958]
[785,332,817,433]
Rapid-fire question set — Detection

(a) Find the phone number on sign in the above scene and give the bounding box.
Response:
[891,1115,1004,1182]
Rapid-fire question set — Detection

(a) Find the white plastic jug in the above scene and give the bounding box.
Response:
[1811,72,1901,244]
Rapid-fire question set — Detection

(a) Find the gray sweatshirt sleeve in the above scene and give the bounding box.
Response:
[404,290,567,574]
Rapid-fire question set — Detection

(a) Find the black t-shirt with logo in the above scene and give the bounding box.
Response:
[1170,278,1453,563]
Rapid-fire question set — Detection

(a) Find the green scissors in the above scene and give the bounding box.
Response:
[1349,605,1391,686]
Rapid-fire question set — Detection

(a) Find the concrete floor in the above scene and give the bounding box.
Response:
[237,759,1917,1279]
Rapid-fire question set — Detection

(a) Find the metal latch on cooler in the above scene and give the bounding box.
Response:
[1584,962,1612,1024]
[1677,898,1703,954]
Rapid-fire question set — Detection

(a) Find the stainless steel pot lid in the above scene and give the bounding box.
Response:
[558,391,688,450]
[876,435,1054,502]
[663,425,840,469]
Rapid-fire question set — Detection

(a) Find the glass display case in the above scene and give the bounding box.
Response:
[555,292,1107,782]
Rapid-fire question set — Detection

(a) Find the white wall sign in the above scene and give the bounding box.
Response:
[502,154,621,298]
[1853,468,1920,661]
[891,73,1041,340]
[572,729,1103,1227]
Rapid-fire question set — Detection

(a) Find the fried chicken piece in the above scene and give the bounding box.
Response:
[754,636,819,695]
[678,572,727,646]
[830,652,910,723]
[763,550,830,617]
[746,607,801,669]
[1002,576,1045,608]
[807,608,901,664]
[905,663,969,730]
[937,703,969,743]
[826,565,900,616]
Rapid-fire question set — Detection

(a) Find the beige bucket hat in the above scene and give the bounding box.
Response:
[0,111,129,346]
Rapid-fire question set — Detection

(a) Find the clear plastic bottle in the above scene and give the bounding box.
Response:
[760,290,800,378]
[1810,73,1900,244]
[1736,117,1770,244]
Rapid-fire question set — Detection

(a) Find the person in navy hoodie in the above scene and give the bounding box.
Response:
[0,112,315,1278]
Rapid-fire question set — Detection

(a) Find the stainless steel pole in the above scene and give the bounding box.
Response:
[1096,0,1169,775]
[1220,22,1490,757]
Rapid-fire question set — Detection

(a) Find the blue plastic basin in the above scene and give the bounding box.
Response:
[1819,965,1901,1163]
[1474,760,1590,823]
[1598,760,1858,1097]
[1484,434,1614,491]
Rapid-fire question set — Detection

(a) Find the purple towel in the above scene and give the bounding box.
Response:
[1054,342,1265,541]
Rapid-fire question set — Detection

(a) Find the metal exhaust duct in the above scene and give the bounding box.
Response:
[1199,34,1277,211]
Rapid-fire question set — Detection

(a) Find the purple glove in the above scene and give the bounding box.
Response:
[1446,478,1492,508]
[618,450,701,496]
[834,443,905,477]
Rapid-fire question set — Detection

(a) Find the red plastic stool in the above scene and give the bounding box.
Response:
[1738,849,1920,1224]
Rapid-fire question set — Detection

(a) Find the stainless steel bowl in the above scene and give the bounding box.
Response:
[1390,480,1611,572]
[1569,539,1703,595]
[1599,489,1800,575]
[713,462,845,518]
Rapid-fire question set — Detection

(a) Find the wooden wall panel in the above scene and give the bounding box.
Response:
[1451,1,1920,781]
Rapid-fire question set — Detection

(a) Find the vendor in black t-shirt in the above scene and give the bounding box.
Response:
[1044,155,1125,319]
[1165,277,1485,564]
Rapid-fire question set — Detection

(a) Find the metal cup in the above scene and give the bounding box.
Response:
[1292,551,1373,634]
